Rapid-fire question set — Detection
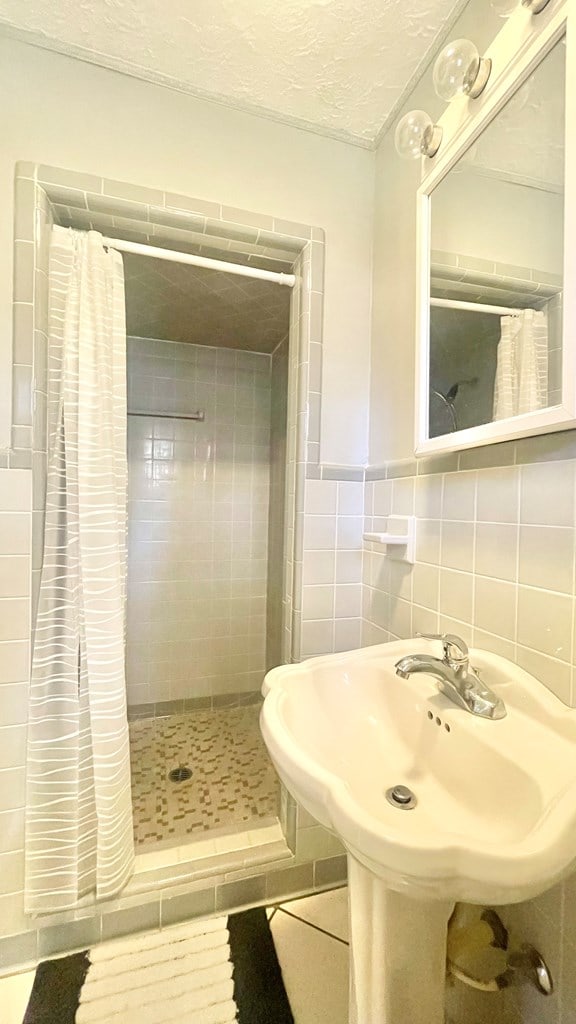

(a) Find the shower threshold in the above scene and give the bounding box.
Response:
[132,817,291,890]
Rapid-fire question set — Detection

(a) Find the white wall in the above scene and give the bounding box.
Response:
[432,172,564,275]
[0,36,374,467]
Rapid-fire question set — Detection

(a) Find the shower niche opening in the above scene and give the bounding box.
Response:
[123,250,291,854]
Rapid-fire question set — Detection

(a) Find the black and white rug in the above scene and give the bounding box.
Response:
[23,908,294,1024]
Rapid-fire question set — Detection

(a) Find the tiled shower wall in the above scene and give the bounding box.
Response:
[361,435,576,1024]
[126,336,273,708]
[266,335,288,669]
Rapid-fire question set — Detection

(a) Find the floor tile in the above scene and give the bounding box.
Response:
[271,907,349,1024]
[0,968,35,1024]
[129,704,279,845]
[278,886,349,943]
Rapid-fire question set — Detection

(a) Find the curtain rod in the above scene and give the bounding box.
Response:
[128,410,205,422]
[102,236,296,288]
[431,297,524,316]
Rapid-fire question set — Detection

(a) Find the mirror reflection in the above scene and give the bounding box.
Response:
[428,38,565,439]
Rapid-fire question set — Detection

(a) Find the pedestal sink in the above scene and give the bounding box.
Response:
[260,639,576,1023]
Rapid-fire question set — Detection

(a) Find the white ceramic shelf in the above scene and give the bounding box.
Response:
[362,515,416,563]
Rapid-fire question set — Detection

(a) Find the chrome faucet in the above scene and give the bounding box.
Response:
[395,633,507,720]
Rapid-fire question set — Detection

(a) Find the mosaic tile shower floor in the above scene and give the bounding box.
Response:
[129,704,280,847]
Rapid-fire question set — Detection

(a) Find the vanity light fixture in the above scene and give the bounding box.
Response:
[433,39,492,100]
[394,110,443,159]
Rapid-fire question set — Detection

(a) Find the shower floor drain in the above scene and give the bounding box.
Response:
[168,765,193,783]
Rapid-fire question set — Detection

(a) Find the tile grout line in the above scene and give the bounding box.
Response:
[274,905,349,946]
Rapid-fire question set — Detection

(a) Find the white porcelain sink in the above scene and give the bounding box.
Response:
[261,639,576,1023]
[262,639,576,904]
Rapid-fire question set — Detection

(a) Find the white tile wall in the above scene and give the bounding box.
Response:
[126,337,273,706]
[0,470,31,940]
[363,460,576,707]
[300,478,364,659]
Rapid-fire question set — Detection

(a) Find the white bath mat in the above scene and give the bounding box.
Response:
[23,906,294,1023]
[77,917,237,1024]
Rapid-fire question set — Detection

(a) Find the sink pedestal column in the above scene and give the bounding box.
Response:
[348,855,453,1024]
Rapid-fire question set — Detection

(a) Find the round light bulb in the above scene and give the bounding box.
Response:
[433,39,491,101]
[394,110,442,160]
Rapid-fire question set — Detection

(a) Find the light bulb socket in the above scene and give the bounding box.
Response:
[422,124,443,158]
[465,56,492,98]
[522,0,551,12]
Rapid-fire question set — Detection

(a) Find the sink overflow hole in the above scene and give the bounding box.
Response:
[168,765,193,783]
[427,710,450,733]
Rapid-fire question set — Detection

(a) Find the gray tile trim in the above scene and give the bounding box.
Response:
[101,901,160,941]
[165,193,221,218]
[365,464,388,481]
[416,454,459,476]
[103,179,165,206]
[160,888,215,926]
[13,241,34,303]
[515,430,576,465]
[373,427,576,480]
[0,928,38,971]
[321,466,364,481]
[273,218,312,240]
[0,847,347,969]
[459,442,516,470]
[127,691,262,720]
[265,862,314,900]
[32,164,323,260]
[9,450,32,469]
[37,166,103,193]
[314,855,348,888]
[215,875,267,911]
[38,916,101,958]
[386,459,418,479]
[431,248,563,294]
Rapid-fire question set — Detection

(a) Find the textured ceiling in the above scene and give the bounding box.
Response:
[123,253,291,352]
[0,0,465,146]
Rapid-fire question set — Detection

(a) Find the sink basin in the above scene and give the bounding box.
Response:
[261,639,576,905]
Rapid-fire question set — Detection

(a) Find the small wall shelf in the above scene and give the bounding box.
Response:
[363,516,416,564]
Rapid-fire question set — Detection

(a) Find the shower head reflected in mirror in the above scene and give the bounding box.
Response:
[431,378,479,432]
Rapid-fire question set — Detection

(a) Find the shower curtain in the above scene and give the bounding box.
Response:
[493,308,548,421]
[25,226,134,913]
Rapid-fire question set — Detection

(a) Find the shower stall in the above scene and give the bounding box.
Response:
[121,251,291,852]
[23,165,327,920]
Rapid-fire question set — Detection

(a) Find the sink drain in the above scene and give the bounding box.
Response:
[386,785,416,810]
[168,765,193,783]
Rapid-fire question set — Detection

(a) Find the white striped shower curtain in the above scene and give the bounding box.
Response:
[493,308,549,421]
[25,226,134,913]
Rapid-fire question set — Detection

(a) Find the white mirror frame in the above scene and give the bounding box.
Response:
[415,0,575,456]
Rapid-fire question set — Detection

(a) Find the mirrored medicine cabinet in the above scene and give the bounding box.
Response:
[415,4,574,456]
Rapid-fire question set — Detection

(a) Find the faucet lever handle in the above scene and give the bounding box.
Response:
[416,632,469,664]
